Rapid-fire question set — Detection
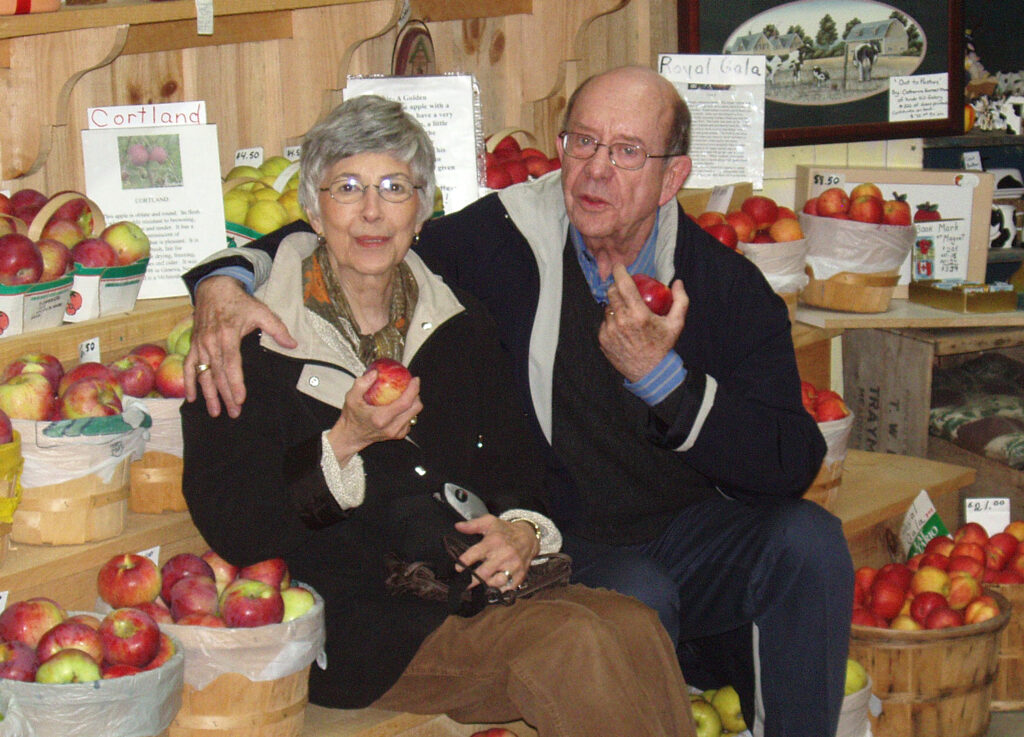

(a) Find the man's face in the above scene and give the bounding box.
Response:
[558,71,690,254]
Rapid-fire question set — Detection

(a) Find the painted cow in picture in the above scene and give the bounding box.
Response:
[766,55,801,85]
[852,42,880,82]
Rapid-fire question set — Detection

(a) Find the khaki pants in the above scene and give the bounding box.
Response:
[373,584,696,737]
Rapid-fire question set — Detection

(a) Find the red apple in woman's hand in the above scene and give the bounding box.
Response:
[363,358,413,406]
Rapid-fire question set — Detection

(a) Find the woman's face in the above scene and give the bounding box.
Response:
[310,152,422,280]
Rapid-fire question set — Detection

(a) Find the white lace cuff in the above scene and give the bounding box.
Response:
[500,508,562,555]
[320,431,365,510]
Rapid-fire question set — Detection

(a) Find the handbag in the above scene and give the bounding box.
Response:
[385,534,573,617]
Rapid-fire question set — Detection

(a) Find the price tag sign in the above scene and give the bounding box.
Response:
[0,591,8,612]
[810,171,846,197]
[961,151,983,171]
[234,147,264,168]
[284,146,302,161]
[79,336,101,364]
[964,497,1010,537]
[137,545,162,567]
[705,185,734,215]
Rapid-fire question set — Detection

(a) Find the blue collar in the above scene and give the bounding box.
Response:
[569,218,659,303]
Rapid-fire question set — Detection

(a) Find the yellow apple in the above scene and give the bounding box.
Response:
[689,696,722,737]
[245,199,289,235]
[224,165,263,191]
[252,186,283,202]
[711,685,746,734]
[845,657,868,696]
[223,190,254,225]
[259,156,292,178]
[277,189,306,223]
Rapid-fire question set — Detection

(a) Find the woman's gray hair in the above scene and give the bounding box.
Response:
[298,95,436,224]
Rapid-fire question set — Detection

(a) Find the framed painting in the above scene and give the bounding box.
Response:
[678,0,964,146]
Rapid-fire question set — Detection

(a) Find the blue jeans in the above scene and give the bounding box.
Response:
[561,494,854,737]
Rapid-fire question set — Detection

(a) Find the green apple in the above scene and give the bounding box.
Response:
[167,315,194,356]
[689,696,722,737]
[701,688,717,704]
[100,220,150,266]
[223,189,254,225]
[244,199,289,235]
[711,685,746,734]
[34,647,102,683]
[845,657,868,696]
[224,165,263,191]
[277,189,306,223]
[280,585,316,622]
[259,156,292,179]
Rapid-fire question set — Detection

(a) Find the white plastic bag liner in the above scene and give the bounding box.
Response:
[819,412,855,468]
[11,399,150,487]
[0,633,183,737]
[739,237,810,294]
[161,584,326,690]
[799,213,915,281]
[836,677,873,737]
[138,397,184,457]
[0,688,33,737]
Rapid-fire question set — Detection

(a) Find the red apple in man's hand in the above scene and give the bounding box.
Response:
[58,377,123,419]
[71,237,117,268]
[237,557,290,590]
[97,553,162,608]
[0,373,58,421]
[36,238,74,282]
[0,640,39,681]
[0,598,65,648]
[160,552,215,607]
[631,273,673,316]
[0,233,43,285]
[36,619,105,665]
[363,358,413,406]
[169,575,219,622]
[107,354,156,398]
[34,647,102,683]
[220,578,285,627]
[98,608,160,668]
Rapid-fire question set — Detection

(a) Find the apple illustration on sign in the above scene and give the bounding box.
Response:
[363,358,413,406]
[219,578,285,627]
[34,647,102,684]
[98,607,160,668]
[0,233,44,285]
[631,274,673,316]
[97,553,162,608]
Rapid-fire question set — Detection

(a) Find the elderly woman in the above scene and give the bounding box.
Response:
[180,95,696,736]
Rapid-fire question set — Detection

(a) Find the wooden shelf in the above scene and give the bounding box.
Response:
[796,298,1024,330]
[924,132,1024,149]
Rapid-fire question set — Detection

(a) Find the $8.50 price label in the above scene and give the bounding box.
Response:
[964,497,1010,537]
[810,172,845,197]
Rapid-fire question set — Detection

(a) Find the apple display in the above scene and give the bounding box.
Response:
[847,195,884,224]
[39,218,85,249]
[98,608,160,668]
[695,211,726,229]
[1004,521,1024,542]
[954,522,989,547]
[48,192,95,233]
[767,217,804,242]
[237,557,290,590]
[144,632,177,670]
[0,598,66,648]
[924,535,955,557]
[155,353,186,398]
[0,233,44,285]
[97,553,162,608]
[36,619,104,665]
[71,237,117,268]
[866,580,905,621]
[169,575,220,621]
[166,315,194,356]
[631,274,673,316]
[814,188,851,217]
[33,647,102,683]
[107,354,156,398]
[58,377,123,419]
[844,658,868,696]
[739,195,778,228]
[57,361,119,397]
[100,221,150,266]
[0,640,39,681]
[964,595,1000,625]
[890,614,922,631]
[909,565,950,597]
[219,578,285,627]
[36,238,75,282]
[160,552,216,606]
[201,549,239,594]
[0,372,57,421]
[67,613,102,631]
[723,210,756,242]
[985,532,1019,571]
[9,188,48,225]
[909,590,948,626]
[363,358,413,406]
[281,585,316,622]
[946,572,981,610]
[882,196,912,226]
[129,343,168,373]
[135,600,174,625]
[924,605,964,630]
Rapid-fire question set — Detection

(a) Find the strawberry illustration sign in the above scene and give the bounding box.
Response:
[796,166,996,294]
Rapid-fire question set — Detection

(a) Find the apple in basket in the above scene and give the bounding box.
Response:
[99,607,160,668]
[97,553,163,609]
[34,647,102,684]
[219,578,284,627]
[169,575,220,622]
[281,585,316,622]
[160,552,215,607]
[36,619,104,665]
[0,640,39,682]
[2,352,64,394]
[0,598,66,649]
[58,377,123,419]
[201,549,239,595]
[107,354,157,398]
[0,407,12,445]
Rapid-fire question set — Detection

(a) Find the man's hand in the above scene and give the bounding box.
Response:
[598,264,688,382]
[186,276,297,418]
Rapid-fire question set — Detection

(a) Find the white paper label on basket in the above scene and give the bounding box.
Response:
[0,591,8,612]
[964,497,1010,537]
[705,185,733,214]
[78,336,101,364]
[234,146,264,168]
[284,145,301,161]
[900,490,951,559]
[138,545,161,567]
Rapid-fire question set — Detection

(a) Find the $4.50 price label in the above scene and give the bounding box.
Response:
[964,497,1010,537]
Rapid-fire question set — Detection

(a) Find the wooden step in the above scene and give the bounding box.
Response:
[301,705,537,737]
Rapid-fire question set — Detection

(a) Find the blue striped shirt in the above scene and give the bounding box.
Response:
[569,222,685,406]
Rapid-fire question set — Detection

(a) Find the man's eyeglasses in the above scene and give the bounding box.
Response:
[319,175,423,204]
[559,131,679,171]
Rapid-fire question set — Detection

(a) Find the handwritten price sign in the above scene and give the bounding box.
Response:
[964,497,1010,537]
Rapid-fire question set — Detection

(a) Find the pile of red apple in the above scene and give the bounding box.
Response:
[97,550,316,629]
[0,596,177,683]
[484,134,560,190]
[801,182,914,226]
[851,520,1023,632]
[694,194,804,250]
[0,343,186,422]
[0,188,150,288]
[800,381,851,422]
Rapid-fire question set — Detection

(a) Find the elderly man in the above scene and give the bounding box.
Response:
[184,65,853,736]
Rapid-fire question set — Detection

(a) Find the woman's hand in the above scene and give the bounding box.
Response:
[453,516,540,591]
[325,369,423,466]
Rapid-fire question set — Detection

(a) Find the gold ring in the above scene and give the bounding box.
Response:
[196,364,211,374]
[503,569,512,583]
[409,416,418,426]
[607,309,615,317]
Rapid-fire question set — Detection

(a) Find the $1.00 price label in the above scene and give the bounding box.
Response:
[964,497,1010,537]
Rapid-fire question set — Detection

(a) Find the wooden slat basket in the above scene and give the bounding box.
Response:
[849,589,1011,737]
[130,451,186,514]
[800,266,900,313]
[989,582,1024,711]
